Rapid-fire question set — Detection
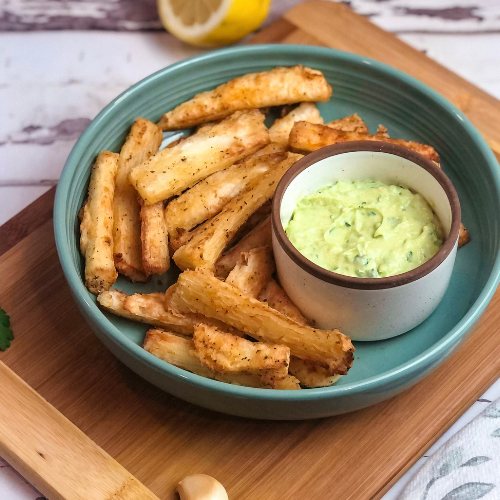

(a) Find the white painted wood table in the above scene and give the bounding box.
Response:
[1,0,500,498]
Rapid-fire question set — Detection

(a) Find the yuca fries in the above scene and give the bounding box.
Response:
[139,199,170,275]
[193,324,290,381]
[226,246,275,299]
[157,65,332,131]
[215,216,272,277]
[80,151,119,294]
[165,152,286,239]
[269,102,324,146]
[114,118,163,282]
[98,289,241,336]
[245,142,288,159]
[459,223,471,248]
[288,358,341,388]
[227,263,340,387]
[173,153,302,271]
[289,121,440,162]
[224,253,342,388]
[231,199,272,244]
[143,329,300,390]
[224,262,340,387]
[376,124,390,137]
[326,113,368,134]
[130,110,269,205]
[257,279,308,327]
[170,271,355,375]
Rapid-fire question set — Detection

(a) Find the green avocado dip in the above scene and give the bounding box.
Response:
[285,181,444,278]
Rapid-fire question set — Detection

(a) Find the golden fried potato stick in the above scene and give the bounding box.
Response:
[376,124,390,137]
[170,271,355,375]
[225,261,340,387]
[173,153,302,271]
[164,136,187,149]
[257,278,308,326]
[226,246,275,299]
[289,121,440,162]
[230,274,339,387]
[98,289,241,336]
[288,358,341,388]
[193,324,290,383]
[130,110,269,205]
[169,227,197,253]
[143,329,300,390]
[139,199,170,275]
[215,216,272,277]
[245,142,288,159]
[157,66,332,131]
[231,199,272,245]
[170,202,272,257]
[114,118,163,282]
[458,223,471,248]
[98,289,198,334]
[269,102,324,146]
[225,265,339,387]
[80,151,119,294]
[326,113,368,134]
[164,152,286,239]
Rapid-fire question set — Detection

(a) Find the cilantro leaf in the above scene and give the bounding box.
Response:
[0,307,13,351]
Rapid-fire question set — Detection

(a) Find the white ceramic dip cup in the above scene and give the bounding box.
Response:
[272,142,461,341]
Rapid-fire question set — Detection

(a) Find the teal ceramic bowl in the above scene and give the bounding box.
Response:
[54,45,500,420]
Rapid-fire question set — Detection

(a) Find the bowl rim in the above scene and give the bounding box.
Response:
[272,141,461,290]
[54,43,500,402]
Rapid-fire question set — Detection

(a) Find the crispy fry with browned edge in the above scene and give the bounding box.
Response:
[269,102,324,146]
[170,271,354,375]
[215,216,271,277]
[98,289,242,336]
[80,151,119,294]
[168,176,273,254]
[157,66,332,131]
[164,136,187,149]
[169,201,272,256]
[288,358,341,388]
[226,246,275,298]
[376,124,390,137]
[257,278,308,326]
[130,110,269,205]
[169,227,197,253]
[253,280,339,387]
[143,329,300,390]
[139,199,170,275]
[245,142,288,159]
[252,279,341,387]
[114,118,163,282]
[165,153,286,239]
[289,121,440,162]
[231,199,272,244]
[326,113,368,134]
[173,153,301,271]
[193,324,290,382]
[222,254,339,387]
[458,223,471,248]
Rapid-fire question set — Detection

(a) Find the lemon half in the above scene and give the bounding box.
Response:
[158,0,271,48]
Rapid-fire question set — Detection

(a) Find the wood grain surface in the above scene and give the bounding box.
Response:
[0,362,160,500]
[1,2,500,499]
[0,186,55,258]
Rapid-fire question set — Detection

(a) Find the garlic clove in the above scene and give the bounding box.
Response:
[177,474,229,500]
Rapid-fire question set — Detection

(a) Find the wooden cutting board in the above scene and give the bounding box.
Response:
[2,2,500,499]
